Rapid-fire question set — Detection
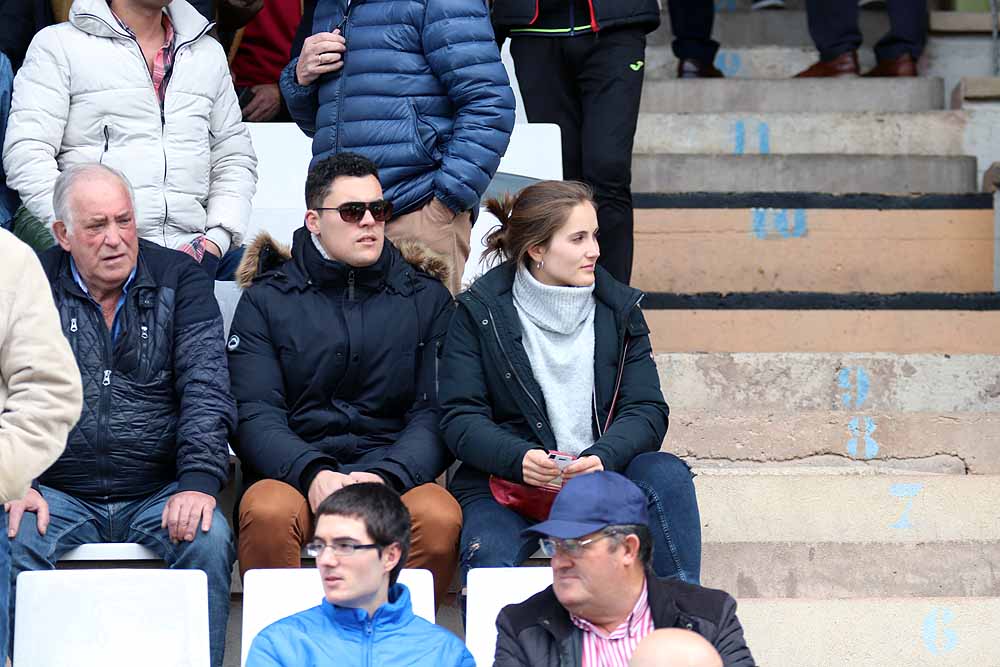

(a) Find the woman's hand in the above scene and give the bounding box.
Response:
[561,455,604,482]
[522,449,560,487]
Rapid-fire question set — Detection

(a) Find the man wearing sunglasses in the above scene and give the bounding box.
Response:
[228,152,462,611]
[280,0,515,294]
[495,472,756,666]
[246,483,474,666]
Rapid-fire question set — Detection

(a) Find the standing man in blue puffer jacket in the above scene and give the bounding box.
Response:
[280,0,516,294]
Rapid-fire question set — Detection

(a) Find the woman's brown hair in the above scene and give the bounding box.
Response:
[482,180,595,267]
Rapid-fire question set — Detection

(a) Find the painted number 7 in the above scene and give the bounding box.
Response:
[890,483,924,529]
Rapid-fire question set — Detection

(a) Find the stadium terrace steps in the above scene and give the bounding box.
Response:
[737,597,1000,665]
[631,154,978,193]
[638,78,946,113]
[655,352,1000,472]
[631,205,994,294]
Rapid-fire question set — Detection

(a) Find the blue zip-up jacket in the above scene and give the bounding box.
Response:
[0,53,17,229]
[246,583,475,667]
[279,0,516,218]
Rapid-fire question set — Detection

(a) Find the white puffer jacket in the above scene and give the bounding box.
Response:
[2,0,257,254]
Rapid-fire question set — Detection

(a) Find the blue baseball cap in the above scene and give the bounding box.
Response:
[521,471,649,539]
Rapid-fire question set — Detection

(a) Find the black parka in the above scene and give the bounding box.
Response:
[495,576,756,667]
[491,0,661,35]
[439,261,669,504]
[227,227,454,496]
[39,240,234,500]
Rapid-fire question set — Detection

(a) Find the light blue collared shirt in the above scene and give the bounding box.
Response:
[70,258,137,343]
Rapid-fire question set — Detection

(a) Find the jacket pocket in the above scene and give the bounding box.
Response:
[406,99,439,167]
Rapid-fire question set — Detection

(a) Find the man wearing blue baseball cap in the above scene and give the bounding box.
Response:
[494,472,756,667]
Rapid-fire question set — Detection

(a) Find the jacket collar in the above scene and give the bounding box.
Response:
[54,240,158,300]
[295,225,396,292]
[71,0,211,44]
[469,261,643,317]
[534,575,684,649]
[321,583,415,633]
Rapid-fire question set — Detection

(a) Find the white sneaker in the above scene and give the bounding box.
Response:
[751,0,786,8]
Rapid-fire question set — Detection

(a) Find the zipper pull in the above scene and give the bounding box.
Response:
[348,271,355,301]
[102,370,112,386]
[103,126,109,152]
[70,317,78,332]
[141,325,149,340]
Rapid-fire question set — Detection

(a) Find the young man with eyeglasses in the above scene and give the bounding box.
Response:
[246,483,474,666]
[495,472,756,667]
[227,152,462,608]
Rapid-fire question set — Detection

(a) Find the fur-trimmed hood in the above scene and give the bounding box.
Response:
[235,228,450,290]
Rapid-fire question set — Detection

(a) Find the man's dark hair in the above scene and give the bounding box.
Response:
[305,152,381,209]
[315,483,411,585]
[604,524,653,566]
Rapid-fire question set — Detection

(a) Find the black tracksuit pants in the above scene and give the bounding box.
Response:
[806,0,928,63]
[510,28,647,284]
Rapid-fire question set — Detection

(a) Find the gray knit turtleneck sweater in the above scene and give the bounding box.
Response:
[512,265,596,456]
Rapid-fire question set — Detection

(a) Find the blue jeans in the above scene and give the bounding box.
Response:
[459,452,702,583]
[7,483,234,667]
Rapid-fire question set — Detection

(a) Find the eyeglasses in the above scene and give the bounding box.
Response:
[314,200,393,223]
[538,533,615,558]
[304,539,382,558]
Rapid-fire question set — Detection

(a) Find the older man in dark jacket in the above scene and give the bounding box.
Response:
[280,0,515,294]
[495,473,755,667]
[227,153,461,608]
[4,163,236,667]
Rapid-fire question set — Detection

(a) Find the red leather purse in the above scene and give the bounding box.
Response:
[488,476,560,522]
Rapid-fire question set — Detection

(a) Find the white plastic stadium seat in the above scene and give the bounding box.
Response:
[466,567,554,667]
[58,543,161,561]
[240,567,436,667]
[14,569,210,667]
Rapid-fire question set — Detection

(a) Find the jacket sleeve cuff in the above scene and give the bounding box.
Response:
[205,227,233,256]
[434,188,472,217]
[298,458,339,496]
[177,471,223,497]
[280,59,317,101]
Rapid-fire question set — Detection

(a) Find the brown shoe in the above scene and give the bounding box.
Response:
[794,51,860,77]
[677,58,725,79]
[864,53,917,77]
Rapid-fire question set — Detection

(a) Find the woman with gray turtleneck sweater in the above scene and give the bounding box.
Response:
[439,180,701,585]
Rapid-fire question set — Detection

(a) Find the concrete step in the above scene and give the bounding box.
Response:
[632,154,978,193]
[632,206,994,293]
[930,10,997,33]
[644,45,870,80]
[655,352,1000,472]
[634,111,971,156]
[737,598,1000,665]
[697,475,1000,600]
[639,77,946,113]
[649,9,890,47]
[643,309,1000,353]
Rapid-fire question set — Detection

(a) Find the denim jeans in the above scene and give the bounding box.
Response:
[459,452,702,583]
[7,483,234,667]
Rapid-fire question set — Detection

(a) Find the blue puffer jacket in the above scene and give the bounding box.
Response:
[246,583,475,667]
[280,0,516,217]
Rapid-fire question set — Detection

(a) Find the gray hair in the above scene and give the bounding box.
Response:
[53,163,135,231]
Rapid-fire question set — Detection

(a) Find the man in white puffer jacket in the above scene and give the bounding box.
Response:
[2,0,257,275]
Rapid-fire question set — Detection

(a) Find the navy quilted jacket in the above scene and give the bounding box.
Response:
[38,241,235,500]
[280,0,516,217]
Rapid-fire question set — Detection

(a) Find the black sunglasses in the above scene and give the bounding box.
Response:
[315,200,393,223]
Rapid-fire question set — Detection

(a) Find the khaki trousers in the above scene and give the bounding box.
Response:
[386,199,472,295]
[237,479,462,607]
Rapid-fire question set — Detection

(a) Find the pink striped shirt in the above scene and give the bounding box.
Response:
[571,582,654,667]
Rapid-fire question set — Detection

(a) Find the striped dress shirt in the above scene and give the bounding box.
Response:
[571,582,655,667]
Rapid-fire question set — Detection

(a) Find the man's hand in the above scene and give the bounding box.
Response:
[347,472,384,485]
[243,83,282,122]
[561,455,604,482]
[161,491,217,543]
[522,450,560,488]
[307,470,353,513]
[296,30,347,86]
[203,239,222,258]
[4,488,49,537]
